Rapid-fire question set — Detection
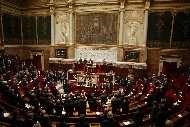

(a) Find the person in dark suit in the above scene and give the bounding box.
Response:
[33,123,41,127]
[79,58,83,64]
[78,100,86,116]
[89,58,93,66]
[156,104,168,127]
[146,90,154,107]
[23,113,36,127]
[65,98,74,116]
[37,110,46,123]
[10,109,23,127]
[72,63,77,71]
[133,105,144,127]
[40,114,52,127]
[75,90,81,97]
[103,59,107,65]
[85,90,92,101]
[112,94,121,115]
[163,77,169,90]
[0,105,9,123]
[115,76,121,84]
[150,101,159,123]
[102,111,119,127]
[25,106,36,121]
[24,82,31,97]
[142,78,148,94]
[55,100,63,116]
[154,87,162,103]
[56,115,69,127]
[83,58,87,64]
[44,97,55,114]
[89,96,98,111]
[75,114,90,127]
[100,91,107,105]
[39,93,46,108]
[121,96,130,114]
[100,108,108,127]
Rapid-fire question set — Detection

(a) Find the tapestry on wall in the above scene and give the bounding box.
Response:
[37,16,51,45]
[147,12,172,48]
[22,16,36,45]
[172,11,190,48]
[2,13,22,45]
[75,13,118,45]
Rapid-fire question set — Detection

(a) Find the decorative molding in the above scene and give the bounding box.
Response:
[75,47,118,62]
[74,2,119,7]
[0,0,20,10]
[1,7,21,16]
[4,45,50,47]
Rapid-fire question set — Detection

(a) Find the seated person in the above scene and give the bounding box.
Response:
[79,58,83,64]
[88,58,93,66]
[83,58,87,64]
[75,114,90,127]
[102,111,119,127]
[84,64,88,72]
[56,115,69,127]
[103,59,106,65]
[72,63,77,71]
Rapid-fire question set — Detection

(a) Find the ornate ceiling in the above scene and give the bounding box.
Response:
[1,0,190,10]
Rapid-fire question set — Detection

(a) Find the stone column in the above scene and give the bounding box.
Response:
[142,9,149,46]
[51,14,55,45]
[69,5,74,44]
[119,10,124,45]
[48,0,55,45]
[118,0,125,46]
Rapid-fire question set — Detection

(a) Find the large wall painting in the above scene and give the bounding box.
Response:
[75,13,118,45]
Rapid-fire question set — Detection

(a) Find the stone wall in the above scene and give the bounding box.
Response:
[4,45,50,70]
[147,48,190,77]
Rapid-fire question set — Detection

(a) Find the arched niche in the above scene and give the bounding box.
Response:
[124,11,144,46]
[55,13,69,44]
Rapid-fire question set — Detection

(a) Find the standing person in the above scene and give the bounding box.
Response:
[156,104,168,127]
[10,109,23,127]
[56,115,69,127]
[142,78,148,94]
[133,105,144,127]
[83,58,87,64]
[72,63,77,71]
[100,108,108,127]
[40,114,52,127]
[23,113,36,127]
[78,100,86,116]
[150,101,159,124]
[89,58,93,66]
[65,98,74,116]
[75,114,90,127]
[102,111,119,127]
[79,57,83,64]
[121,96,130,114]
[103,59,106,65]
[60,71,67,84]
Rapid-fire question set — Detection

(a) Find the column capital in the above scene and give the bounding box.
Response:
[144,0,150,11]
[69,5,74,14]
[49,5,55,15]
[119,9,125,12]
[49,0,54,3]
[47,1,55,15]
[118,0,125,12]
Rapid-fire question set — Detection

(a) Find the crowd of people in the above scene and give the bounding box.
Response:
[0,53,189,127]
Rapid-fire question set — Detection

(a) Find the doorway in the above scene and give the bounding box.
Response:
[30,50,44,71]
[158,55,182,76]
